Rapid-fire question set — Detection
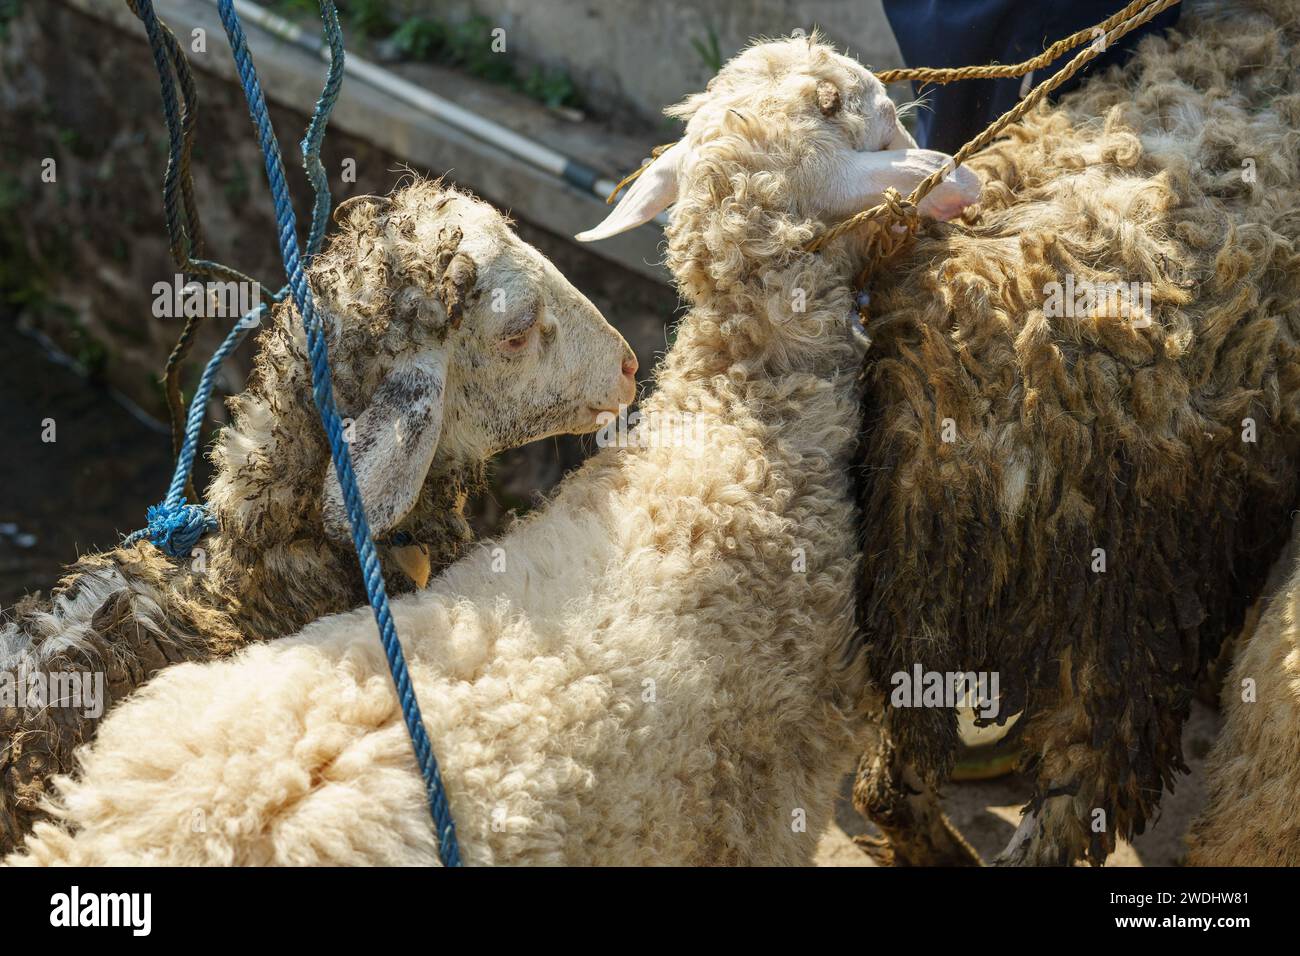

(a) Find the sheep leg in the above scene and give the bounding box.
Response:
[851,733,982,866]
[995,806,1041,865]
[993,795,1081,866]
[994,699,1113,865]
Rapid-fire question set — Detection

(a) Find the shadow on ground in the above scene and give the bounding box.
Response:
[816,700,1221,867]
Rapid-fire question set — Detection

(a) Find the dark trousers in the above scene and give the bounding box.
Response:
[882,0,1182,153]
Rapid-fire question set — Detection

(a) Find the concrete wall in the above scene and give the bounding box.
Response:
[434,0,905,128]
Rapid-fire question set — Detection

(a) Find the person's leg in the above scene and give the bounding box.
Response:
[881,0,1181,153]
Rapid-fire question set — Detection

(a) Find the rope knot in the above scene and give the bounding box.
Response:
[878,186,913,218]
[142,499,216,557]
[874,187,920,240]
[858,188,919,279]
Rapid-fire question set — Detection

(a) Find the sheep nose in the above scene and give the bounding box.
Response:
[617,353,638,405]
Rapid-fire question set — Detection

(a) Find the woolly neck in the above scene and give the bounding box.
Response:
[662,161,864,379]
[196,317,482,642]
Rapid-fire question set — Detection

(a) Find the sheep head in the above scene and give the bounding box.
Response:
[306,180,638,543]
[577,34,981,267]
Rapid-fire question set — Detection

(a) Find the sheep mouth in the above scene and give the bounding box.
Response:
[566,405,619,434]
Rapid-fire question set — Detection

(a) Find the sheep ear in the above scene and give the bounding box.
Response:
[333,194,391,225]
[321,351,448,543]
[576,142,688,242]
[828,148,981,222]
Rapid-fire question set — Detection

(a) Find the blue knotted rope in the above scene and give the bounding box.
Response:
[213,0,461,866]
[138,499,215,556]
[124,307,262,554]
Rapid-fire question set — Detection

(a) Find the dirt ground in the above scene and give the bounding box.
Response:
[815,700,1219,867]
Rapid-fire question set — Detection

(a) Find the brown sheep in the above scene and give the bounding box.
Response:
[852,0,1300,865]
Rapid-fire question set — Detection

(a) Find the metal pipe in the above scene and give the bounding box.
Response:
[223,0,628,201]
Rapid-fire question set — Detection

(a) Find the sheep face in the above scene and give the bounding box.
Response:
[312,182,636,541]
[436,197,638,460]
[577,35,982,244]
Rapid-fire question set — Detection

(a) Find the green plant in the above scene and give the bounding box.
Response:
[271,5,586,115]
[0,0,21,42]
[222,160,251,208]
[57,127,96,160]
[348,0,397,39]
[691,25,722,75]
[520,66,579,111]
[443,15,514,85]
[267,0,318,17]
[391,16,446,61]
[0,171,47,311]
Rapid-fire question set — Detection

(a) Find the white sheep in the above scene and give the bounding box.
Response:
[4,40,978,866]
[0,180,636,854]
[1187,513,1300,865]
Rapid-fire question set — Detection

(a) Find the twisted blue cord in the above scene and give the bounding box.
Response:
[214,0,461,866]
[130,0,188,262]
[126,0,460,865]
[123,309,261,552]
[301,3,345,258]
[128,0,264,285]
[129,0,343,554]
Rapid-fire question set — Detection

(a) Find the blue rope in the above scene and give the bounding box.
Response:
[123,309,261,552]
[300,4,345,259]
[213,0,461,866]
[125,0,460,865]
[127,0,342,556]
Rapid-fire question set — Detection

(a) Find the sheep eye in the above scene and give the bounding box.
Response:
[502,331,531,352]
[499,311,538,353]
